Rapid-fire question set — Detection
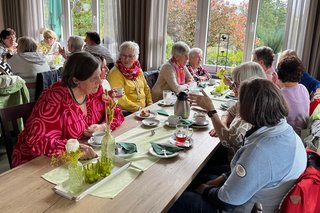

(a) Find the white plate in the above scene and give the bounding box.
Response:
[169,136,193,148]
[148,147,179,158]
[142,118,160,127]
[115,151,135,158]
[164,120,177,128]
[191,120,209,129]
[158,100,175,106]
[88,138,101,148]
[135,111,158,119]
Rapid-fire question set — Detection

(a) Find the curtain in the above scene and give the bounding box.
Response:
[302,1,320,79]
[2,0,22,37]
[105,0,167,71]
[20,0,44,42]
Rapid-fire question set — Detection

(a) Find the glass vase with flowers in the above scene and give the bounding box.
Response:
[99,90,116,177]
[215,68,229,94]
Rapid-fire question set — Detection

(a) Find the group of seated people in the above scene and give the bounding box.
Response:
[1,26,319,212]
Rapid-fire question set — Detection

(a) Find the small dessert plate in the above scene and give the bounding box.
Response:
[169,136,193,148]
[135,111,158,119]
[142,118,160,127]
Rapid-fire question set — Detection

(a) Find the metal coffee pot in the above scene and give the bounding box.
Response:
[174,91,190,119]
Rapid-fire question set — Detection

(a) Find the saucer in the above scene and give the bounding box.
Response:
[88,138,101,148]
[142,118,160,127]
[169,136,193,148]
[191,120,209,129]
[164,120,177,128]
[158,100,175,107]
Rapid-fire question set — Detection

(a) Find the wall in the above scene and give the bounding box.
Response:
[0,0,4,30]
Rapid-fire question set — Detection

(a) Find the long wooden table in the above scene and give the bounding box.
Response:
[0,98,222,213]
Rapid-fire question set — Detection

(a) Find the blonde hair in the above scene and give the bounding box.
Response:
[43,29,57,40]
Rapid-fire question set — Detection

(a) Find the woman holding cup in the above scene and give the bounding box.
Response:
[107,41,152,112]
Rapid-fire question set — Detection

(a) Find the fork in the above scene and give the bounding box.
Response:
[162,148,168,157]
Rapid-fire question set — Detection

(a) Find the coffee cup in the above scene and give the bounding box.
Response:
[92,131,106,144]
[113,87,124,98]
[209,78,216,85]
[194,112,206,125]
[168,115,181,126]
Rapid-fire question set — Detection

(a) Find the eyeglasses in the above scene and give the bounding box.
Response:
[229,82,239,90]
[120,54,135,59]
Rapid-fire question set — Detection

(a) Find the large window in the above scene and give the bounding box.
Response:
[166,0,289,72]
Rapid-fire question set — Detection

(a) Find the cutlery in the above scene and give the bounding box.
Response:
[162,148,168,157]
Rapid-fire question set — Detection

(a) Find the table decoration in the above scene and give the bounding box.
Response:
[100,89,117,177]
[214,68,229,95]
[51,139,84,194]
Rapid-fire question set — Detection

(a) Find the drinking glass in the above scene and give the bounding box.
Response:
[175,124,193,146]
[83,162,100,184]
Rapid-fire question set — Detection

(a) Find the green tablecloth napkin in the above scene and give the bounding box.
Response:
[179,119,193,127]
[198,82,206,88]
[155,109,169,116]
[42,124,176,199]
[116,142,137,154]
[151,143,184,155]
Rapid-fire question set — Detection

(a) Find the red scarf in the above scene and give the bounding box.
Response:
[116,59,141,80]
[170,57,185,85]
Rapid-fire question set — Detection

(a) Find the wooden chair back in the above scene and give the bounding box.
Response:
[0,102,35,167]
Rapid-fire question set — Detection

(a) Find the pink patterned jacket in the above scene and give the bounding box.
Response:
[12,81,124,167]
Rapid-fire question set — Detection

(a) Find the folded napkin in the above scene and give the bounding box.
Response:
[151,143,184,155]
[116,142,137,154]
[198,82,207,88]
[155,109,169,116]
[225,94,238,100]
[179,119,193,127]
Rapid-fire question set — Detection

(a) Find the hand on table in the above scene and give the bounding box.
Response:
[83,124,106,137]
[79,144,97,160]
[188,90,215,112]
[209,128,218,137]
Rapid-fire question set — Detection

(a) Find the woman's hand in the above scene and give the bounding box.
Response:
[188,90,215,111]
[79,144,97,160]
[195,183,210,195]
[209,128,218,137]
[83,124,106,137]
[206,175,226,187]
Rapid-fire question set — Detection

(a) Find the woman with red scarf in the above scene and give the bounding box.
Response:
[107,41,152,112]
[151,41,193,102]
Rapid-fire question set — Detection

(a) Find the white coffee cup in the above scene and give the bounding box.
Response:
[92,131,106,144]
[168,115,181,126]
[209,79,216,85]
[163,90,174,105]
[113,87,124,98]
[194,112,206,125]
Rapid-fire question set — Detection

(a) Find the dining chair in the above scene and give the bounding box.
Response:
[251,202,263,213]
[144,70,160,89]
[35,68,61,100]
[0,102,35,168]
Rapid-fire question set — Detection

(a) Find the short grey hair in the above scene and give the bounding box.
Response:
[172,41,190,57]
[189,47,202,58]
[119,41,139,61]
[68,36,84,52]
[17,36,37,53]
[232,61,267,84]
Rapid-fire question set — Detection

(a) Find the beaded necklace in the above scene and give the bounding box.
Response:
[69,88,87,105]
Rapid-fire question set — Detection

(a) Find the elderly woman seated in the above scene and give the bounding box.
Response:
[107,41,153,113]
[0,28,17,56]
[38,29,61,66]
[277,55,310,135]
[152,41,193,102]
[59,35,84,60]
[170,78,307,213]
[12,52,124,167]
[7,36,50,101]
[186,48,210,82]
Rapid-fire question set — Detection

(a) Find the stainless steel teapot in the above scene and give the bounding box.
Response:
[174,91,190,119]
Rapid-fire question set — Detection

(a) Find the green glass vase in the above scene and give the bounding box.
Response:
[99,129,115,177]
[68,161,84,194]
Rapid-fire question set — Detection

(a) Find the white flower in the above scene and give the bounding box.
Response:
[66,139,80,153]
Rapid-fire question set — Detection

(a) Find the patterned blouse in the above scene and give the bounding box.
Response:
[186,64,210,81]
[12,81,124,167]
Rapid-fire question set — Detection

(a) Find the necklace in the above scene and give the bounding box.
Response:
[69,88,88,105]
